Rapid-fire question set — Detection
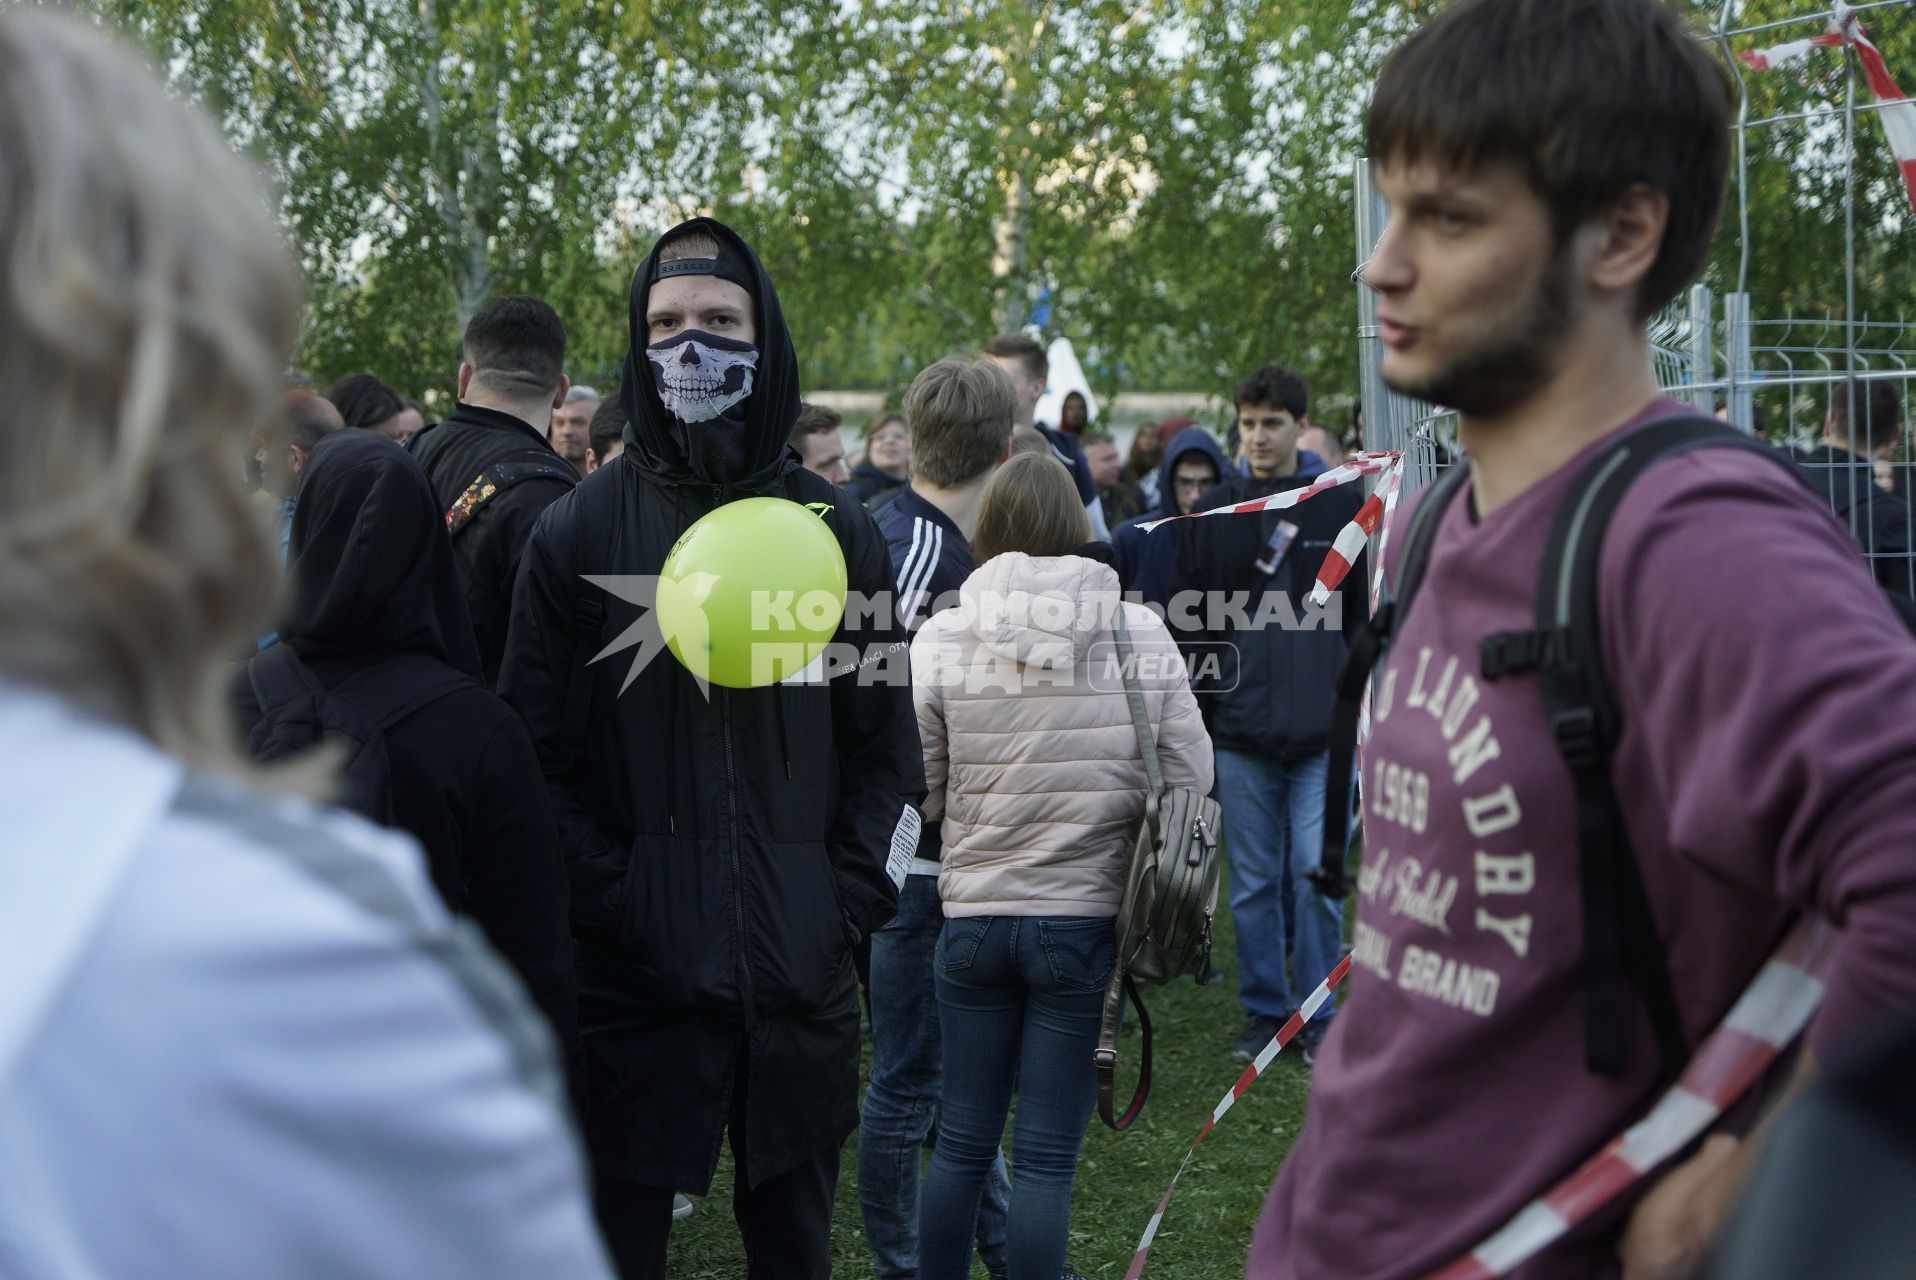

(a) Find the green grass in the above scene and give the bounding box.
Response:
[664,896,1315,1278]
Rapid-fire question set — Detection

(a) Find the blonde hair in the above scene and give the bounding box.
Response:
[0,9,302,769]
[974,451,1091,562]
[905,355,1015,488]
[659,226,722,261]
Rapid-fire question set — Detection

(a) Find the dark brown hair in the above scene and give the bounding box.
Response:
[1831,378,1905,454]
[981,332,1048,383]
[1366,0,1732,319]
[792,401,843,442]
[461,295,567,400]
[975,451,1091,562]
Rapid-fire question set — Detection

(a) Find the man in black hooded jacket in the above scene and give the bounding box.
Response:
[499,218,923,1279]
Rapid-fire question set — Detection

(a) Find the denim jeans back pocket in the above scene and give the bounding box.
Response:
[939,917,991,973]
[1037,918,1116,992]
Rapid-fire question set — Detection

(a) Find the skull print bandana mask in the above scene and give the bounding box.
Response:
[645,329,759,476]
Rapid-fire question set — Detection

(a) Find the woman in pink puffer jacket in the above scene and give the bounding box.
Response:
[911,452,1213,1280]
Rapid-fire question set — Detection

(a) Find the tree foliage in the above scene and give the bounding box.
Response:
[84,0,1915,418]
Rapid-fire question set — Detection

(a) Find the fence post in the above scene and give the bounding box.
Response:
[1725,292,1754,433]
[1353,159,1442,492]
[1687,284,1715,414]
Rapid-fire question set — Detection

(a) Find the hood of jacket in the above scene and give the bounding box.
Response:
[282,430,483,678]
[1152,426,1230,518]
[617,217,801,493]
[960,552,1121,672]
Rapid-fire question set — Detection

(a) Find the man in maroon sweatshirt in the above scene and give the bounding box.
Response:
[1251,2,1916,1278]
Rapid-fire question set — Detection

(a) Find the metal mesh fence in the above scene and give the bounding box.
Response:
[1355,1,1914,595]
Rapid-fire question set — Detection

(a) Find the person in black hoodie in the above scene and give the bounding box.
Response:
[1110,424,1229,609]
[498,217,924,1280]
[1795,377,1914,600]
[235,429,577,1045]
[409,295,579,685]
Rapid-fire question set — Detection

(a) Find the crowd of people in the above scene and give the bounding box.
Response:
[7,2,1916,1280]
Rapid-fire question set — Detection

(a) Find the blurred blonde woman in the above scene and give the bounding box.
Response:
[852,409,912,503]
[910,452,1213,1280]
[0,11,609,1276]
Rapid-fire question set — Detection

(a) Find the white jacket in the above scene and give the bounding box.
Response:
[0,681,612,1279]
[911,553,1214,917]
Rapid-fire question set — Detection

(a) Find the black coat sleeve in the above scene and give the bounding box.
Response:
[472,478,573,685]
[497,493,627,942]
[825,504,925,938]
[465,710,579,1048]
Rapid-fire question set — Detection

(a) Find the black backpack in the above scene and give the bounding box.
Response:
[244,644,472,827]
[1312,415,1914,1081]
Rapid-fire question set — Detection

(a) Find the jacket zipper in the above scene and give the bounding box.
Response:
[720,688,757,1027]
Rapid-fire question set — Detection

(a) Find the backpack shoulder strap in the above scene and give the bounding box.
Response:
[445,455,579,536]
[330,653,475,731]
[1482,414,1791,1081]
[247,641,325,716]
[1310,460,1473,897]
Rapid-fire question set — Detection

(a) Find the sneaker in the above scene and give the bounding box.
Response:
[1299,1019,1329,1067]
[1230,1013,1282,1063]
[672,1194,694,1221]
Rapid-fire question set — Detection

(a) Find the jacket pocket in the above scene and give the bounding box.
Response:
[939,917,991,973]
[1038,918,1116,992]
[615,832,733,1011]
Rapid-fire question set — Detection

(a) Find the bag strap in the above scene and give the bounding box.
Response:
[1480,415,1799,1081]
[247,641,325,716]
[1111,606,1164,803]
[1311,461,1474,896]
[1095,972,1154,1131]
[445,456,578,536]
[328,652,475,730]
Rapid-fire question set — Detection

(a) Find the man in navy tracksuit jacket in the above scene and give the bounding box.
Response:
[862,355,1016,1279]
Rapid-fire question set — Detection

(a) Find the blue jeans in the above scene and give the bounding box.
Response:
[920,915,1113,1280]
[1215,747,1343,1021]
[858,875,1010,1279]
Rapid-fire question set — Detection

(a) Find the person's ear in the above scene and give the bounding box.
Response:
[552,374,571,411]
[585,447,600,474]
[1588,183,1668,302]
[457,362,474,400]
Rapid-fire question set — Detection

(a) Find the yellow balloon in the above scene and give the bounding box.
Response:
[656,497,848,688]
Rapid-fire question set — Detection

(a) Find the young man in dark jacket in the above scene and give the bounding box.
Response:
[1169,365,1365,1063]
[410,295,578,685]
[499,218,924,1280]
[863,353,1014,1279]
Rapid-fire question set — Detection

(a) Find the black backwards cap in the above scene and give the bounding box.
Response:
[651,238,758,296]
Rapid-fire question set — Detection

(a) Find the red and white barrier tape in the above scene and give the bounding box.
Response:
[1124,954,1353,1280]
[1739,5,1916,217]
[1423,916,1838,1279]
[1355,461,1408,763]
[1310,458,1404,607]
[1369,459,1409,613]
[1137,451,1402,532]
